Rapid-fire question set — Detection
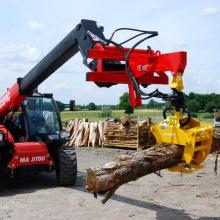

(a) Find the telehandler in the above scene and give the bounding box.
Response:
[0,19,213,185]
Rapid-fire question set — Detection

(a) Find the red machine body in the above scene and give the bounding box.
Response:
[0,83,26,119]
[8,142,53,169]
[0,82,54,171]
[87,44,186,106]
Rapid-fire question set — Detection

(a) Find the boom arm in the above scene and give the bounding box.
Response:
[0,19,186,120]
[0,19,106,119]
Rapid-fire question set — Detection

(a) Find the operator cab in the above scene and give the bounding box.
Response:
[17,94,62,142]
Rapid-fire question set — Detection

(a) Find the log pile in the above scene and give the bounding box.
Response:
[102,120,155,149]
[65,119,104,147]
[65,118,154,149]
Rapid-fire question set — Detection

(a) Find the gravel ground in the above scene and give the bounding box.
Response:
[0,147,220,220]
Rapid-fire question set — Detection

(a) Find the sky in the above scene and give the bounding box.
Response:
[0,0,219,105]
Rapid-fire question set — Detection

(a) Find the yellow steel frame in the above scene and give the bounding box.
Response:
[151,73,213,173]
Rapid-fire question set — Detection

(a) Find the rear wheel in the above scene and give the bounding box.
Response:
[56,145,77,186]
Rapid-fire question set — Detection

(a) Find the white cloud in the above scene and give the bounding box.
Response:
[170,41,188,51]
[0,44,39,62]
[19,46,39,61]
[201,7,219,16]
[184,70,218,94]
[28,20,44,32]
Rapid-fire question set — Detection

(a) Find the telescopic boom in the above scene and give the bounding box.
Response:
[0,19,106,118]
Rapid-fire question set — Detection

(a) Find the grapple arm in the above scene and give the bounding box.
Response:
[87,44,187,107]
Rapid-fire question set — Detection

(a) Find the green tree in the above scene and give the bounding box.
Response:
[165,101,172,109]
[186,99,200,112]
[119,92,134,115]
[147,99,164,109]
[204,101,216,113]
[87,102,97,110]
[188,92,196,100]
[125,105,134,115]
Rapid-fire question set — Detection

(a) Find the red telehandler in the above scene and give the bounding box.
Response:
[0,19,212,186]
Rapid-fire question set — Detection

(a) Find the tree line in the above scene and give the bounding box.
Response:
[185,93,220,113]
[56,92,220,114]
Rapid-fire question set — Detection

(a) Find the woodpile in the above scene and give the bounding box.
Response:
[65,119,104,147]
[102,119,155,149]
[65,118,155,149]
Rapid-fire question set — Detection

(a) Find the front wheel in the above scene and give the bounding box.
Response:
[56,145,77,186]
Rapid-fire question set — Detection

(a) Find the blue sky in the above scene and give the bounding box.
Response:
[0,0,219,104]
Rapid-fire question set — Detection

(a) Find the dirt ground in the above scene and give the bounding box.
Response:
[0,147,220,220]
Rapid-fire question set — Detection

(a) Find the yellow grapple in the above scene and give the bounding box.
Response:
[151,112,213,173]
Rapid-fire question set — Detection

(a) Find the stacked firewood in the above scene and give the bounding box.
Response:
[65,119,104,147]
[102,120,155,149]
[65,118,155,149]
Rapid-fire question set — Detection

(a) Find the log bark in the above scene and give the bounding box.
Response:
[85,144,183,203]
[211,139,220,153]
[210,128,220,153]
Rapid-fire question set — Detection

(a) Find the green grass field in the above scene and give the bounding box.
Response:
[61,109,162,122]
[61,109,214,125]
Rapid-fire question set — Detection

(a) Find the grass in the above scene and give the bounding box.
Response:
[196,113,213,125]
[61,109,162,122]
[61,109,214,125]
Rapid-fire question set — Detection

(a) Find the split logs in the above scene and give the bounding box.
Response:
[66,119,104,147]
[101,119,154,149]
[65,118,154,149]
[85,144,183,203]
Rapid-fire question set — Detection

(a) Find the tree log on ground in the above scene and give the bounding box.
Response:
[85,144,183,203]
[210,128,220,153]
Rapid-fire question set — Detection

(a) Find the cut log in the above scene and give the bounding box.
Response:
[81,122,90,146]
[88,122,100,147]
[71,120,84,147]
[85,144,183,203]
[65,120,75,133]
[210,127,220,153]
[211,138,220,153]
[98,121,104,146]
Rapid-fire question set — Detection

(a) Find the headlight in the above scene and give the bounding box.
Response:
[0,131,4,141]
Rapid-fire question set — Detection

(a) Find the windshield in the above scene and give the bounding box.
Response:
[23,97,61,136]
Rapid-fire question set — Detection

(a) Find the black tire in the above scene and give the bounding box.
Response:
[56,145,77,186]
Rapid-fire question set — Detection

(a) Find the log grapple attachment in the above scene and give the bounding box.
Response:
[151,112,213,173]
